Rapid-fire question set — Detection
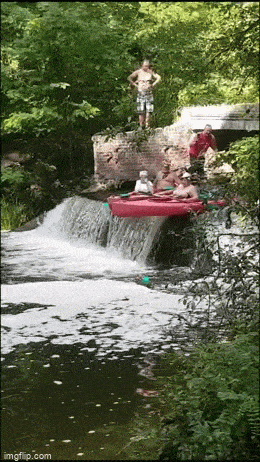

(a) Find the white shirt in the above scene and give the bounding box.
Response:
[134,179,153,193]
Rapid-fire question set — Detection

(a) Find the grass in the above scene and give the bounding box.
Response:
[1,198,32,231]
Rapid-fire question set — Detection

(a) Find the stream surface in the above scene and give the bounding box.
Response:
[1,197,232,460]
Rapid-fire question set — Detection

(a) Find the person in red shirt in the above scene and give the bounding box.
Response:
[188,124,217,175]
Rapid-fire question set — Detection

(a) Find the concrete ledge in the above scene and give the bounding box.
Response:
[178,103,259,131]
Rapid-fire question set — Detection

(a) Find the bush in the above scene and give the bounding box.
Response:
[217,136,259,206]
[1,166,55,229]
[1,167,32,200]
[1,198,32,230]
[157,332,259,461]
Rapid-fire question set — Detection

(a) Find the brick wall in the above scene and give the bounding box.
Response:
[92,123,193,184]
[91,103,258,186]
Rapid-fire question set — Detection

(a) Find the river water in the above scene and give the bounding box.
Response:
[1,197,235,460]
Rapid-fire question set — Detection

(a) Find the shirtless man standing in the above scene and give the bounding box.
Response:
[128,60,161,128]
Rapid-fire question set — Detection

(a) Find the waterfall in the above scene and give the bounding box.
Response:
[107,214,166,261]
[38,196,168,263]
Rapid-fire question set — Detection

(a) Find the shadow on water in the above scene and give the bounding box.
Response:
[1,342,157,460]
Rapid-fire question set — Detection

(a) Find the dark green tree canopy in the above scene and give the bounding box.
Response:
[1,1,259,136]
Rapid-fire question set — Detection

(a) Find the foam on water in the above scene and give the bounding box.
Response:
[2,199,257,359]
[1,197,186,356]
[1,279,184,355]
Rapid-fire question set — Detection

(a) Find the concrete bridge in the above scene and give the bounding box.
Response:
[178,103,259,131]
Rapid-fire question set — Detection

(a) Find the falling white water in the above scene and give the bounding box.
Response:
[1,197,191,357]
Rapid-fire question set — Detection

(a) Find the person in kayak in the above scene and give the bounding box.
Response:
[128,60,161,128]
[133,170,153,194]
[172,172,199,199]
[153,160,171,190]
[153,163,183,193]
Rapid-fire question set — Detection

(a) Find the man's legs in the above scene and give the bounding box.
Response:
[189,157,205,180]
[137,92,153,128]
[145,93,154,128]
[137,93,146,127]
[139,113,146,128]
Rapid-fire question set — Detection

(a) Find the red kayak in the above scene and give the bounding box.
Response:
[107,194,226,218]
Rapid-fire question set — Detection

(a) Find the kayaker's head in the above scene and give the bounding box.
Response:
[139,170,148,182]
[180,171,191,184]
[173,166,183,177]
[161,161,171,174]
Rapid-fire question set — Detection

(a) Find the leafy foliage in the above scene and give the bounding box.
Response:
[157,202,259,459]
[1,2,259,225]
[1,167,32,198]
[217,136,259,205]
[1,2,259,140]
[178,74,259,107]
[1,164,64,229]
[1,198,31,231]
[1,2,102,137]
[1,167,36,229]
[158,332,259,461]
[2,107,62,135]
[204,2,259,85]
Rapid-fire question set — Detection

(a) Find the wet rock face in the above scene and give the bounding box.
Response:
[14,215,44,232]
[1,152,31,168]
[147,216,196,267]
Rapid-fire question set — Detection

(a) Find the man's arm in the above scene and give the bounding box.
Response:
[167,172,182,186]
[210,134,217,151]
[148,181,154,194]
[188,133,198,146]
[152,72,161,87]
[153,171,164,189]
[189,185,199,199]
[128,70,139,88]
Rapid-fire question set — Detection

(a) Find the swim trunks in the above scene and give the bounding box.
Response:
[136,91,154,114]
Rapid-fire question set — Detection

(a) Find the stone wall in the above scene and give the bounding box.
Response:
[92,123,192,184]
